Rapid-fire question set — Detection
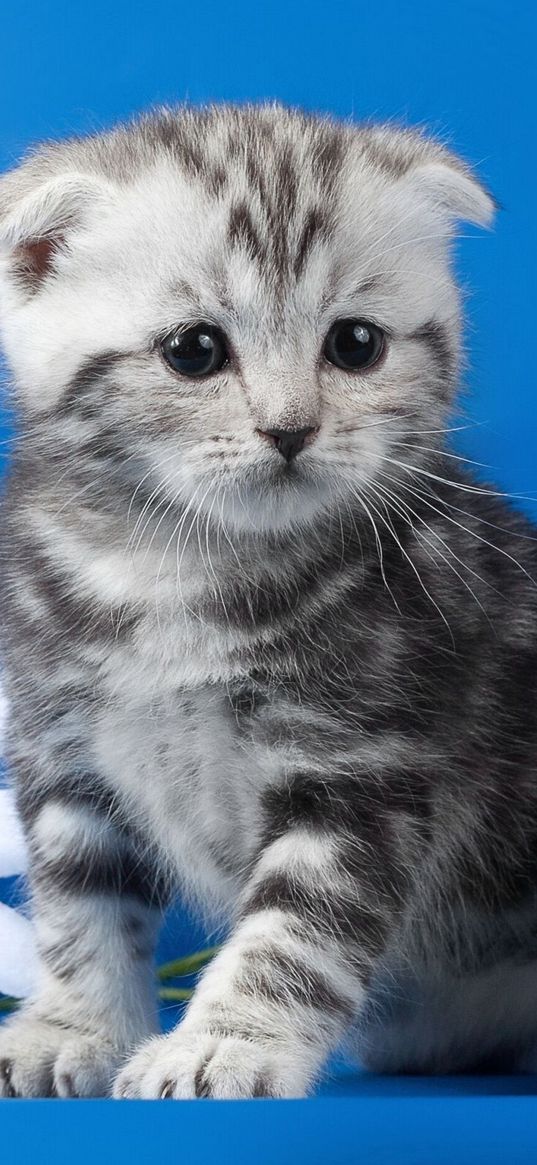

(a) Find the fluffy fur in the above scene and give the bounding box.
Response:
[0,103,536,1100]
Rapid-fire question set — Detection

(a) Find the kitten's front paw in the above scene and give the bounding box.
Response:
[114,1029,309,1100]
[0,1012,124,1098]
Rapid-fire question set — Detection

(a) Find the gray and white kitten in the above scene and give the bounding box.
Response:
[0,103,535,1101]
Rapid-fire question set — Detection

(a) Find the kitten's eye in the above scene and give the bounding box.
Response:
[160,324,228,377]
[323,319,385,371]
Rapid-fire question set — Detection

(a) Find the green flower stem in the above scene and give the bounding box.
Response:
[157,946,221,981]
[158,987,193,1002]
[0,947,219,1017]
[0,997,19,1013]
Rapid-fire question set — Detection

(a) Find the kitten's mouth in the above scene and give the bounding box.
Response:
[255,454,329,505]
[259,460,312,497]
[275,459,299,478]
[199,455,331,535]
[263,454,310,483]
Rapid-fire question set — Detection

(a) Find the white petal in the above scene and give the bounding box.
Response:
[0,787,28,876]
[0,903,39,997]
[0,681,7,750]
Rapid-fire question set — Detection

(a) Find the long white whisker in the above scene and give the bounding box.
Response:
[174,480,217,628]
[345,485,402,616]
[214,488,251,577]
[367,451,534,500]
[365,231,485,265]
[390,421,488,438]
[394,441,491,469]
[377,465,537,588]
[127,462,182,555]
[421,482,537,544]
[348,479,456,647]
[337,412,418,435]
[126,449,179,526]
[203,489,232,630]
[373,478,496,623]
[138,475,188,566]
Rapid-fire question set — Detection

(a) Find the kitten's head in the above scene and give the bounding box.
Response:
[0,104,494,537]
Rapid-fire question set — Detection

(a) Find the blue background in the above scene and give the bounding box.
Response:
[1,1,537,1157]
[0,0,535,499]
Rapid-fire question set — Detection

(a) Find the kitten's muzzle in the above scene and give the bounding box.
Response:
[256,426,318,462]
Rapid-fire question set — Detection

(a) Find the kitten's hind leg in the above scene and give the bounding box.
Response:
[0,796,163,1098]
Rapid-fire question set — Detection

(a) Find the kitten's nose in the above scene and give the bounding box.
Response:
[257,426,318,462]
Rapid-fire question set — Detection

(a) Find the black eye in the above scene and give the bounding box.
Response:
[160,324,228,377]
[323,319,385,371]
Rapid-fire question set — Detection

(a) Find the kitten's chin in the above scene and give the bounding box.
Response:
[203,474,335,536]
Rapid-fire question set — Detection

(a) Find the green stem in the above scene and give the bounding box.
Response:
[0,947,218,1018]
[0,997,19,1013]
[157,945,221,981]
[158,987,193,1002]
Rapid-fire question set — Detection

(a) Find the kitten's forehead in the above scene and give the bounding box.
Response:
[93,109,435,338]
[0,103,493,398]
[134,108,418,282]
[107,110,349,286]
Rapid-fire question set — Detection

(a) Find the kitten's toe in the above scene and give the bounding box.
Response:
[113,1030,308,1100]
[113,1032,212,1100]
[52,1037,123,1098]
[189,1036,286,1099]
[0,1017,63,1097]
[0,1012,125,1098]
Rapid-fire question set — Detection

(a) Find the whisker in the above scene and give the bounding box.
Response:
[127,455,183,553]
[347,478,456,647]
[376,465,537,589]
[173,480,217,629]
[202,489,232,630]
[345,484,403,617]
[214,487,259,585]
[373,477,497,624]
[393,441,491,469]
[421,482,537,545]
[158,501,198,637]
[363,232,486,265]
[368,451,537,501]
[138,475,187,566]
[127,455,173,526]
[391,421,488,438]
[337,412,418,434]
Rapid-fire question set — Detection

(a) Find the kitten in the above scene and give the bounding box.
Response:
[0,102,535,1101]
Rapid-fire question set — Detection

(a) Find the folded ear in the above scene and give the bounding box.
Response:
[0,170,117,293]
[406,157,497,228]
[361,126,497,230]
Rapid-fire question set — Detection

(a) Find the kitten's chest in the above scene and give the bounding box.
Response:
[91,612,271,910]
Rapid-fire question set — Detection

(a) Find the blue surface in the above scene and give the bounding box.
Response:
[5,1092,537,1165]
[1,0,537,1158]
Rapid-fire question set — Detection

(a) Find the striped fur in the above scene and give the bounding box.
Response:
[1,103,535,1100]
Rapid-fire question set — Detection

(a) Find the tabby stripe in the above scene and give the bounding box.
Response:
[55,351,125,416]
[241,870,388,963]
[239,945,355,1018]
[410,319,455,381]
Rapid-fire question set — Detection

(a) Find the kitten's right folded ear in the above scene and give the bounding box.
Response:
[403,158,497,231]
[0,167,118,295]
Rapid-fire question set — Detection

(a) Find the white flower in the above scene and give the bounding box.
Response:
[0,903,39,998]
[0,688,39,1000]
[0,786,28,878]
